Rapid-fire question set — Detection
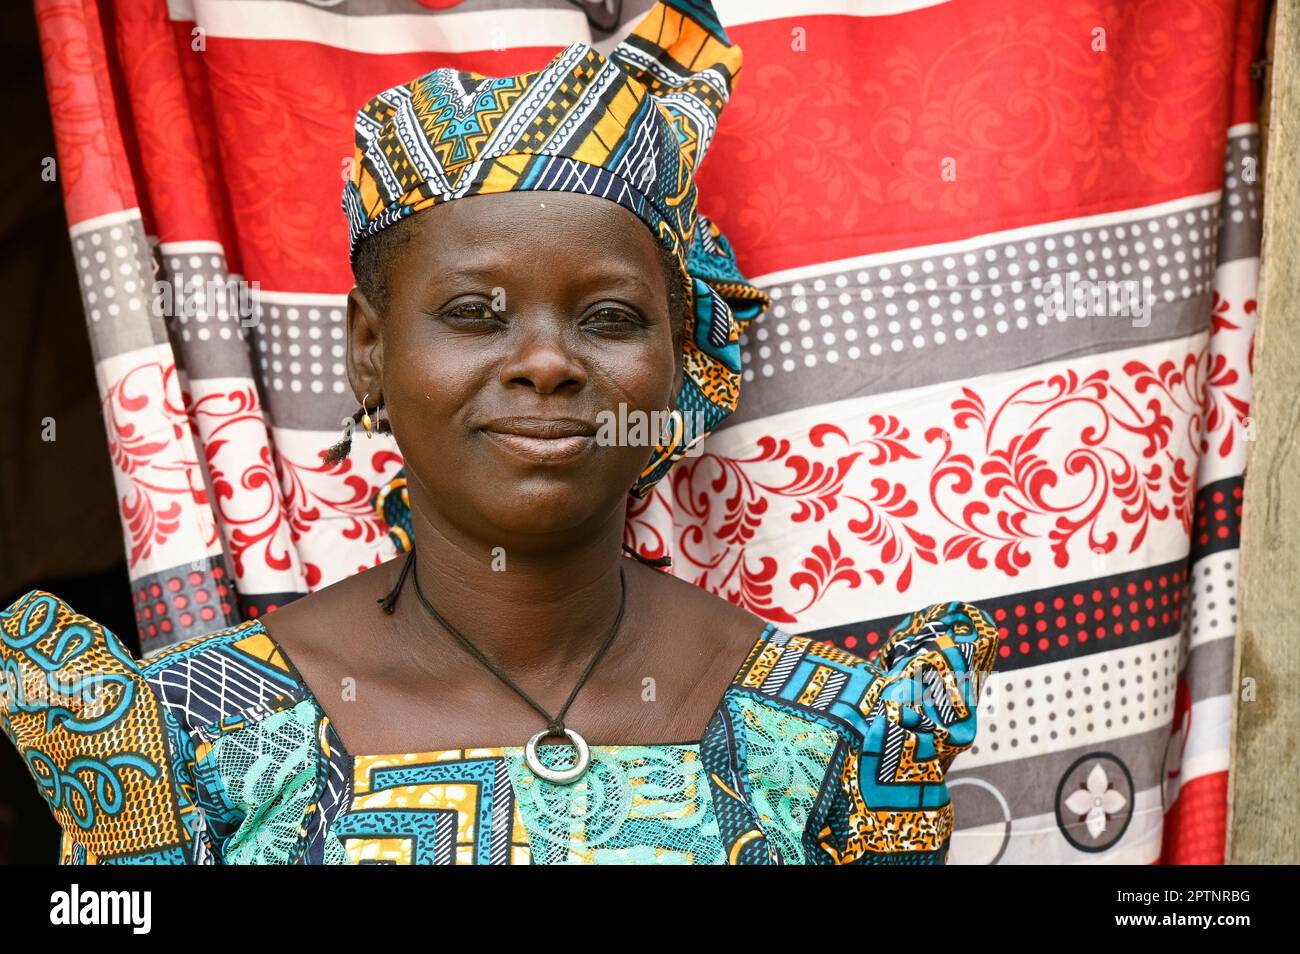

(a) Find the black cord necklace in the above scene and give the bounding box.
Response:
[377,546,628,785]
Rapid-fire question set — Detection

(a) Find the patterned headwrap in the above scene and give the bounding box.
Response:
[343,0,769,498]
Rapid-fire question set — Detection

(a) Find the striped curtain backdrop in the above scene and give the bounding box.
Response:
[34,0,1264,864]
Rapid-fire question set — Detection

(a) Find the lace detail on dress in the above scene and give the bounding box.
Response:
[732,693,840,865]
[504,744,725,865]
[208,700,321,864]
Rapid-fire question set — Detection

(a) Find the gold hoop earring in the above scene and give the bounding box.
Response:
[660,407,684,454]
[666,408,705,462]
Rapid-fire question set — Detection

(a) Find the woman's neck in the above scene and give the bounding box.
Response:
[391,497,632,675]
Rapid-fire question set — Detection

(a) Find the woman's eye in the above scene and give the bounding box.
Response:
[441,302,500,323]
[583,307,639,328]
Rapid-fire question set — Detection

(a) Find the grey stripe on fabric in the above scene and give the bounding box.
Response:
[948,721,1171,830]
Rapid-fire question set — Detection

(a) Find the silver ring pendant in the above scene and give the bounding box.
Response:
[524,727,590,785]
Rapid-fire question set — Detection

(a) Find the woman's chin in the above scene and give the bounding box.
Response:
[473,478,627,537]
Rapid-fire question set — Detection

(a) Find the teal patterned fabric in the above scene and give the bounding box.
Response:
[504,745,725,864]
[1,587,997,864]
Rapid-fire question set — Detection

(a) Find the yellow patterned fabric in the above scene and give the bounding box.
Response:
[0,593,194,864]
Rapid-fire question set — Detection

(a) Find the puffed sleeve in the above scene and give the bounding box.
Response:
[0,590,206,864]
[819,600,999,865]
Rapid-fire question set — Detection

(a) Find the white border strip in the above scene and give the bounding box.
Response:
[157,239,228,255]
[252,288,350,306]
[717,0,951,22]
[189,1,598,53]
[1180,694,1232,781]
[176,0,953,53]
[750,191,1223,286]
[68,207,143,238]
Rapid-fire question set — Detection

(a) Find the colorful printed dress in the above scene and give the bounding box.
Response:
[0,588,998,864]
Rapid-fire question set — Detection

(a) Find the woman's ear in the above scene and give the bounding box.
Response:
[346,285,384,404]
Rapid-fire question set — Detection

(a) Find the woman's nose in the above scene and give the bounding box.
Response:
[498,321,587,394]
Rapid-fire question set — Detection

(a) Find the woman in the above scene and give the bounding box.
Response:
[0,0,997,865]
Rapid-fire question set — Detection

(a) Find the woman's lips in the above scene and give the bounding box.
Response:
[479,418,597,464]
[482,430,595,463]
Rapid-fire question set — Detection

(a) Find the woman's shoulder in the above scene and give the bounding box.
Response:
[2,587,314,742]
[138,610,315,734]
[0,588,214,862]
[642,567,999,712]
[640,562,771,649]
[2,587,339,864]
[704,599,998,865]
[720,598,1000,738]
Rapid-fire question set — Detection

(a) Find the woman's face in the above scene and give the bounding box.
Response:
[347,191,682,542]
